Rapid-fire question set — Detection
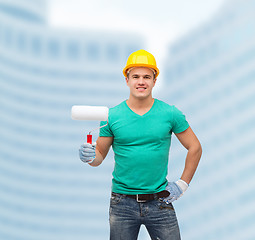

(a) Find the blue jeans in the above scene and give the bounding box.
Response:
[109,193,181,240]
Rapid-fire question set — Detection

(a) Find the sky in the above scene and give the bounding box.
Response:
[48,0,226,92]
[48,0,225,58]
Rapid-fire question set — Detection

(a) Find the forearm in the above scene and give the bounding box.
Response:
[88,148,104,167]
[180,144,202,184]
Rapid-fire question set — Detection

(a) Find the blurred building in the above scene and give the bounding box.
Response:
[162,0,255,239]
[0,0,143,239]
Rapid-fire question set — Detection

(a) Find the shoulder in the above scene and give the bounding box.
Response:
[107,101,127,121]
[109,101,126,113]
[154,99,175,112]
[154,99,186,120]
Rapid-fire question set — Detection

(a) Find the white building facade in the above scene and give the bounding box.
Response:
[0,0,143,239]
[162,0,255,239]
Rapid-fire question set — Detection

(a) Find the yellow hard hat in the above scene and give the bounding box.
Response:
[123,49,159,78]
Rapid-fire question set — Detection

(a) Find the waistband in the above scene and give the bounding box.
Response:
[112,190,169,203]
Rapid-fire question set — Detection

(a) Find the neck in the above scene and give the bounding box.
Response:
[126,96,154,109]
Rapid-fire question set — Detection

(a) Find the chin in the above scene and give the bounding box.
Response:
[134,94,150,100]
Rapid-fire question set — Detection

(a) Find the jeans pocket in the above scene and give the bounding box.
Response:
[110,193,123,206]
[156,199,175,211]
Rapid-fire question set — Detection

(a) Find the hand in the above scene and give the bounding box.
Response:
[162,179,189,204]
[79,143,96,163]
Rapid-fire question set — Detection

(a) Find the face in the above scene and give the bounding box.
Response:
[126,67,157,100]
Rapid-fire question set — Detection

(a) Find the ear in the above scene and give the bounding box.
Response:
[125,77,129,85]
[153,78,157,86]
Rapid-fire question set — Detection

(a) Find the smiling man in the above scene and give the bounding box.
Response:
[79,50,202,240]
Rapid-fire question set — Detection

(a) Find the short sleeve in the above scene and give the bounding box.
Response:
[99,120,113,137]
[172,106,189,134]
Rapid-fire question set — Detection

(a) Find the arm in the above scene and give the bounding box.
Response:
[162,126,202,204]
[88,136,113,167]
[175,126,202,184]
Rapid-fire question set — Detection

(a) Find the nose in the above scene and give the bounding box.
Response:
[137,77,145,85]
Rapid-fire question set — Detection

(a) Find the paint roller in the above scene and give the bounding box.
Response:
[71,105,109,144]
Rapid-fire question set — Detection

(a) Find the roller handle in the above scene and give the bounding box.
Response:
[87,134,92,144]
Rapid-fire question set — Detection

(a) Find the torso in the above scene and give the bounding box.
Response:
[126,99,155,116]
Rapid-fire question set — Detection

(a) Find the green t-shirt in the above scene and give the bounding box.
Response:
[99,99,189,195]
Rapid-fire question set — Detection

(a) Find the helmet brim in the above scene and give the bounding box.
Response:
[123,64,159,78]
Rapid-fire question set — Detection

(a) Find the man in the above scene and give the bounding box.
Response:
[79,49,202,240]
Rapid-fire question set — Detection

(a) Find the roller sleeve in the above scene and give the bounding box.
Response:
[71,105,109,121]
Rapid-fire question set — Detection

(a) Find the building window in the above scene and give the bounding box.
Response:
[86,43,99,61]
[4,26,13,47]
[0,24,2,43]
[16,31,27,52]
[197,47,207,65]
[106,44,118,62]
[31,35,42,56]
[175,61,184,77]
[48,39,60,58]
[209,41,219,58]
[67,41,80,60]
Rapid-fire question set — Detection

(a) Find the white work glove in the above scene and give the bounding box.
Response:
[79,142,96,163]
[162,179,189,204]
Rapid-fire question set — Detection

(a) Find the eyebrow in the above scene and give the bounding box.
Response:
[131,74,152,78]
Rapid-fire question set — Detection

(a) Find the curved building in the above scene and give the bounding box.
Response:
[163,0,255,239]
[0,0,143,239]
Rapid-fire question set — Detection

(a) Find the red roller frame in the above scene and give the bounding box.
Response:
[87,134,92,144]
